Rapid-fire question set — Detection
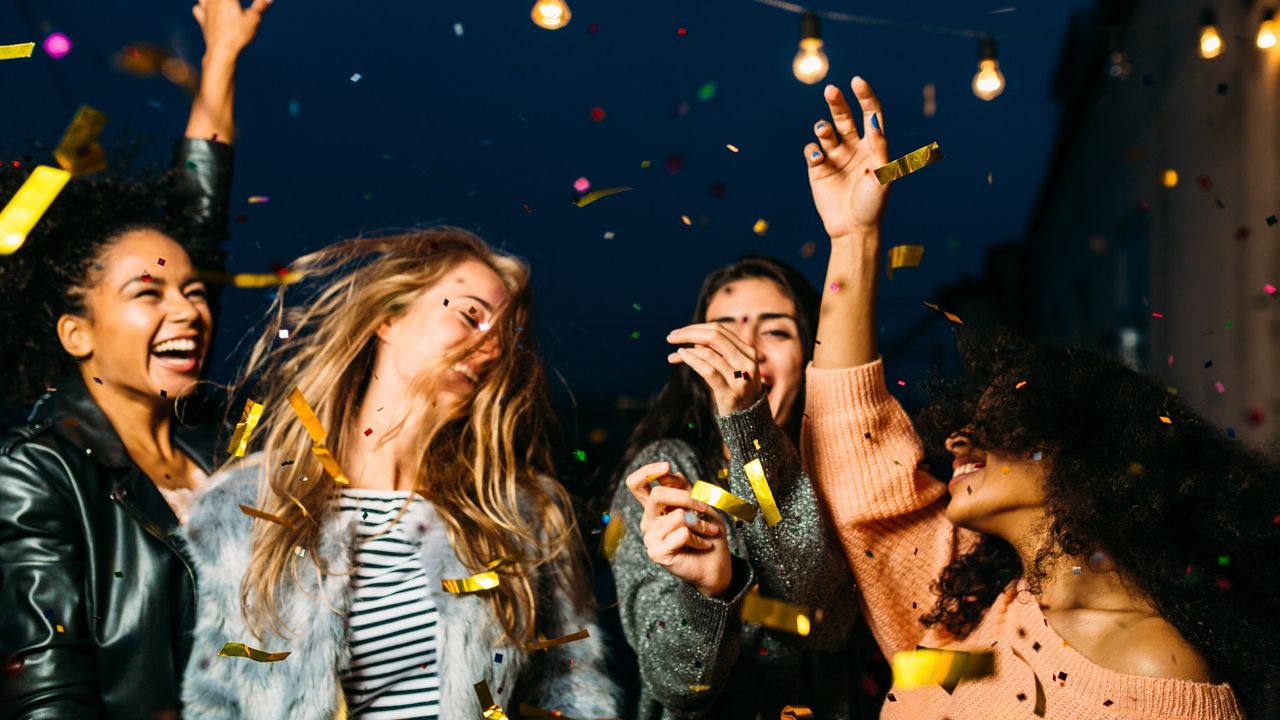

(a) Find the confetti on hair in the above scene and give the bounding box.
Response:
[743,458,782,526]
[0,42,35,60]
[874,142,943,186]
[218,641,291,662]
[0,166,72,255]
[474,680,510,719]
[891,648,994,694]
[740,586,811,636]
[286,388,351,485]
[226,398,264,457]
[690,480,757,524]
[238,503,296,530]
[573,186,631,208]
[524,628,590,652]
[53,106,108,176]
[442,557,515,594]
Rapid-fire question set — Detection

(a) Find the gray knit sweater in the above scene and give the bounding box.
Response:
[610,394,860,719]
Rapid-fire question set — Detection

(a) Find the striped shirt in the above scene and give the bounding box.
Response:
[339,489,441,719]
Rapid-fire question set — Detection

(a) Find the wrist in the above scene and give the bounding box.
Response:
[202,47,242,69]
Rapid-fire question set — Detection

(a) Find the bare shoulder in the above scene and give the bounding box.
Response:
[1101,615,1215,682]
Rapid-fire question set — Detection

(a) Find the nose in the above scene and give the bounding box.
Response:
[166,288,201,322]
[469,334,502,369]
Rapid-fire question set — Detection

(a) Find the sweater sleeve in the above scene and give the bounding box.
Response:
[802,358,976,657]
[715,393,857,652]
[609,441,755,716]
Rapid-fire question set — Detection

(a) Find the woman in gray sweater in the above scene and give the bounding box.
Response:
[610,255,862,719]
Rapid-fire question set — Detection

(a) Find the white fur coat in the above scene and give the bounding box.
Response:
[178,455,620,719]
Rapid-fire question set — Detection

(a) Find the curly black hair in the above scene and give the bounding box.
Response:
[0,157,178,410]
[916,328,1280,713]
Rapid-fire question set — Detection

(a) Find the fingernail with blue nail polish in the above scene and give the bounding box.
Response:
[684,510,699,527]
[817,122,826,130]
[870,113,880,130]
[811,150,821,159]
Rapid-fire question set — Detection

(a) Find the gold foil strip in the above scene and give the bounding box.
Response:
[53,106,108,176]
[601,512,625,562]
[286,388,351,485]
[0,42,35,60]
[781,706,815,720]
[890,648,995,694]
[573,186,632,208]
[525,628,590,652]
[238,503,296,530]
[886,244,925,279]
[218,641,291,662]
[740,586,811,636]
[0,166,72,255]
[743,458,782,526]
[474,680,509,719]
[226,398,264,457]
[196,269,302,287]
[442,557,513,594]
[874,141,943,186]
[690,480,757,525]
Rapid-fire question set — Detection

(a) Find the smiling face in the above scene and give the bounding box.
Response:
[58,229,212,401]
[943,429,1049,540]
[703,277,804,428]
[374,258,511,407]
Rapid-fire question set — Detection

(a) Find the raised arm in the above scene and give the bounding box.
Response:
[184,0,270,144]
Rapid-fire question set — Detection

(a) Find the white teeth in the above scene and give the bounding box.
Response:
[954,462,981,477]
[453,364,479,384]
[152,338,197,354]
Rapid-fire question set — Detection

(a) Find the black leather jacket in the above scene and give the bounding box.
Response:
[0,139,232,719]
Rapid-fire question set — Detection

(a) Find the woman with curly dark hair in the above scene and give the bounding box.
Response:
[0,2,267,717]
[798,74,1278,718]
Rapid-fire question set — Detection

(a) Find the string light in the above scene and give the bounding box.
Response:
[792,11,829,84]
[1257,8,1277,49]
[971,37,1005,101]
[530,0,571,30]
[1199,7,1224,58]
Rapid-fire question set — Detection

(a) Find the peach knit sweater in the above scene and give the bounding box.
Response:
[802,359,1243,720]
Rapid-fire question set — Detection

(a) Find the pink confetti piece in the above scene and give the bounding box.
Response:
[829,282,841,292]
[1265,283,1277,295]
[1151,311,1164,318]
[1215,382,1226,394]
[248,196,270,204]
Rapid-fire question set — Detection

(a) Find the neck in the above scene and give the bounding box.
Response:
[1006,527,1150,614]
[343,364,422,492]
[80,367,175,461]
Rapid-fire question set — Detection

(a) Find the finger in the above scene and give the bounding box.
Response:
[192,4,206,26]
[804,142,826,168]
[648,486,711,516]
[644,511,689,560]
[651,526,704,562]
[625,461,671,503]
[824,83,860,144]
[675,347,730,396]
[851,76,885,142]
[248,0,273,15]
[666,324,758,363]
[683,345,739,389]
[814,119,840,155]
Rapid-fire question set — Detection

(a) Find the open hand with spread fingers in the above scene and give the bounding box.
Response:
[193,0,272,60]
[624,461,733,598]
[665,322,765,417]
[804,76,892,242]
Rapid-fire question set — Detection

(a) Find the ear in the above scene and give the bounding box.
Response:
[375,317,395,343]
[57,313,94,360]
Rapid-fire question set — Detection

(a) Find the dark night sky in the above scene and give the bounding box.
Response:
[1,0,1091,411]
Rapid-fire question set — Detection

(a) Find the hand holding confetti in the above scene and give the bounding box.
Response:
[665,321,765,417]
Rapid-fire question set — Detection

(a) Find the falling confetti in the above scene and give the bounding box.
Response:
[874,142,944,186]
[697,81,717,101]
[886,244,925,278]
[891,648,994,694]
[453,22,464,36]
[572,176,591,193]
[53,106,108,176]
[350,73,362,82]
[753,218,769,235]
[573,186,631,207]
[42,32,72,59]
[0,42,35,61]
[0,166,72,255]
[726,143,740,153]
[247,196,270,204]
[590,106,606,121]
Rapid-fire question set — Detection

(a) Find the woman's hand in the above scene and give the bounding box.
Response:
[193,0,271,61]
[665,322,764,417]
[804,76,891,242]
[624,461,734,598]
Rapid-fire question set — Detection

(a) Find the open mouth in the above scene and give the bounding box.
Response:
[948,461,986,493]
[452,363,479,386]
[150,337,200,374]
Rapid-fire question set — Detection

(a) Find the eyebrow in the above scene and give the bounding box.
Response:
[456,294,494,312]
[708,312,797,323]
[119,274,204,292]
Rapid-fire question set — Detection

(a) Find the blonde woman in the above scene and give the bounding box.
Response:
[178,229,618,719]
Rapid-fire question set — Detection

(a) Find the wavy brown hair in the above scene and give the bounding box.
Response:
[229,228,588,644]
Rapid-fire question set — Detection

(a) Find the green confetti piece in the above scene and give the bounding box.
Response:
[1218,555,1230,566]
[632,302,642,311]
[362,192,374,200]
[572,449,587,462]
[697,81,717,101]
[629,330,640,339]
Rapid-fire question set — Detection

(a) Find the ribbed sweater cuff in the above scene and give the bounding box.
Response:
[680,557,754,638]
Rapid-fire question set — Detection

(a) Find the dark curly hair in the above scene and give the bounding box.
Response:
[619,254,820,472]
[916,327,1280,713]
[0,157,178,410]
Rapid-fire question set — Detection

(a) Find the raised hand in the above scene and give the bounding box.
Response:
[665,322,764,417]
[624,461,733,598]
[804,77,891,243]
[192,0,271,60]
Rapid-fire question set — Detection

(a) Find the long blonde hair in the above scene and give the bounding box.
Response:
[230,227,586,643]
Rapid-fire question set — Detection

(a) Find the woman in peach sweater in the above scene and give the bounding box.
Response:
[798,75,1279,718]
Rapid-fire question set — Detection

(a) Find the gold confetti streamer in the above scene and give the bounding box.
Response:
[442,557,514,594]
[0,42,35,60]
[226,398,264,457]
[0,166,72,255]
[238,503,296,530]
[286,388,351,485]
[740,586,811,636]
[574,186,632,207]
[601,512,625,562]
[890,648,994,694]
[690,480,757,524]
[886,244,925,279]
[525,628,590,652]
[688,683,712,693]
[474,680,510,719]
[53,106,108,176]
[218,641,291,662]
[743,459,782,526]
[781,706,815,720]
[196,269,302,287]
[874,141,944,186]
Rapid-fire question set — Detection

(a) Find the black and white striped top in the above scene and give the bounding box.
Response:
[339,489,441,720]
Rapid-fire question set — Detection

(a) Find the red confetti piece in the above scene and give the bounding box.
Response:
[141,273,151,282]
[677,27,688,35]
[589,106,606,122]
[156,257,166,266]
[363,428,373,436]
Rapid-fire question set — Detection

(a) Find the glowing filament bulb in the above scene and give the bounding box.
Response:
[971,37,1005,101]
[1257,11,1277,49]
[792,12,829,85]
[531,0,571,30]
[1200,8,1224,58]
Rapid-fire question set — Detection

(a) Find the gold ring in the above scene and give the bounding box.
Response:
[839,130,855,137]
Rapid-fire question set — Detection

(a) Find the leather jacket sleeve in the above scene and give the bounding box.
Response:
[0,445,102,719]
[168,138,234,314]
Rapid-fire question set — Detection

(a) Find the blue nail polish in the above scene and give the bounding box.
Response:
[684,510,699,527]
[817,122,826,130]
[811,150,821,159]
[870,113,880,130]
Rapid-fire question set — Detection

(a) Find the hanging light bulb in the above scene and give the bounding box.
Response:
[1199,8,1224,58]
[792,12,829,85]
[530,0,571,30]
[1257,9,1277,49]
[971,37,1005,101]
